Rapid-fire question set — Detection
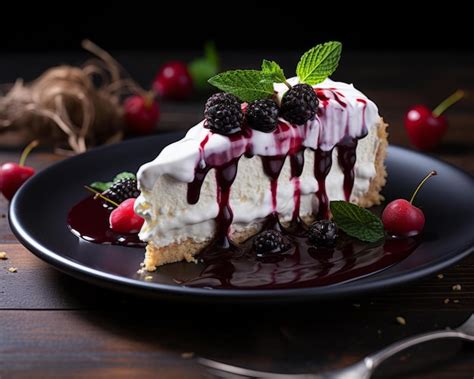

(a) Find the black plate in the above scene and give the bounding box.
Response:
[9,133,474,302]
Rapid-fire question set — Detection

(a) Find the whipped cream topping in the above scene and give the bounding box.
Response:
[137,78,379,190]
[136,78,381,247]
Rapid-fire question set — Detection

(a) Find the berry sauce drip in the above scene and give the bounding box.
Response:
[67,196,145,247]
[290,149,305,223]
[261,155,287,212]
[313,148,333,219]
[214,159,239,241]
[337,136,358,201]
[178,234,420,289]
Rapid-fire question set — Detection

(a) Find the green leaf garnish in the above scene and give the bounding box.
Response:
[208,70,274,102]
[189,42,220,90]
[261,59,287,84]
[113,172,136,182]
[296,41,342,85]
[330,200,384,243]
[90,181,113,192]
[89,172,136,192]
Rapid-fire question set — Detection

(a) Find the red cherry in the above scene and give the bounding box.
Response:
[109,198,144,234]
[382,170,437,237]
[382,199,425,237]
[153,61,193,100]
[124,94,160,134]
[404,90,464,151]
[0,140,38,200]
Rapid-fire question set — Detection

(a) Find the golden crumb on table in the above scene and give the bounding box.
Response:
[181,352,195,359]
[437,274,444,279]
[452,284,462,291]
[0,252,8,260]
[144,275,153,281]
[8,267,17,273]
[396,316,406,325]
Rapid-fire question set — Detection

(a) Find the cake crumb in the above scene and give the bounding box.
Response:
[396,316,406,326]
[353,303,361,308]
[437,274,444,279]
[453,299,460,303]
[1,213,5,218]
[144,275,153,281]
[181,352,194,359]
[452,284,462,291]
[0,252,8,260]
[8,267,17,273]
[444,298,450,304]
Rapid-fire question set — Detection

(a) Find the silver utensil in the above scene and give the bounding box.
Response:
[199,313,474,379]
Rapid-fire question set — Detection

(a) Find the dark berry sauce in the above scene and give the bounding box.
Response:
[179,232,419,289]
[67,196,145,247]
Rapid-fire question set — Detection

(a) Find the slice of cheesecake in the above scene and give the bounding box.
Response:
[135,77,388,271]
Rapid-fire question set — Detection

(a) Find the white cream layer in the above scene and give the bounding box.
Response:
[135,78,381,247]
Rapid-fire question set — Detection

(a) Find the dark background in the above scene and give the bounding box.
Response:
[1,5,472,52]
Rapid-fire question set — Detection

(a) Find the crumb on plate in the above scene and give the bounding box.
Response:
[396,316,406,326]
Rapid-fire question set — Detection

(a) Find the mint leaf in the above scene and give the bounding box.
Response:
[261,60,286,83]
[296,41,342,85]
[189,42,220,90]
[330,201,384,242]
[90,181,112,192]
[113,172,136,182]
[208,70,274,102]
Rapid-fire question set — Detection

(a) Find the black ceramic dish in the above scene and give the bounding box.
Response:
[9,133,474,303]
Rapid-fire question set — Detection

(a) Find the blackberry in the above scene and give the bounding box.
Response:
[308,220,338,246]
[204,93,243,135]
[246,99,279,132]
[102,178,140,210]
[280,84,319,125]
[253,230,290,256]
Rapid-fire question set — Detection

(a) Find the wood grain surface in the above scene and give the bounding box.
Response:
[0,51,473,378]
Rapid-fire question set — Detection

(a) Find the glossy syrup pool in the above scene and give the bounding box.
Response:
[67,196,145,247]
[178,227,420,290]
[67,196,419,290]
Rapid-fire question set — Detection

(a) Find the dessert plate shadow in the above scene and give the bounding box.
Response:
[9,133,474,303]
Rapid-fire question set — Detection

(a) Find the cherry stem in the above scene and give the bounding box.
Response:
[432,90,464,117]
[409,170,437,205]
[19,140,39,167]
[84,186,120,207]
[284,80,292,89]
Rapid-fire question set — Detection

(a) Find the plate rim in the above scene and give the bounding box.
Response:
[8,135,474,302]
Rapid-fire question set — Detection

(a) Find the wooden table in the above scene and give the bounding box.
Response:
[1,52,473,378]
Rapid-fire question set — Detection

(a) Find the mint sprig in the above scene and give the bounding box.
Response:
[90,172,136,192]
[330,201,384,243]
[208,41,342,101]
[90,181,112,192]
[296,41,342,85]
[261,60,287,84]
[208,70,274,102]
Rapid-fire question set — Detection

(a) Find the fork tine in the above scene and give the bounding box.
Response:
[198,358,315,379]
[457,313,474,335]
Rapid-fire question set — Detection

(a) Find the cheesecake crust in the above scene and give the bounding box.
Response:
[143,119,389,271]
